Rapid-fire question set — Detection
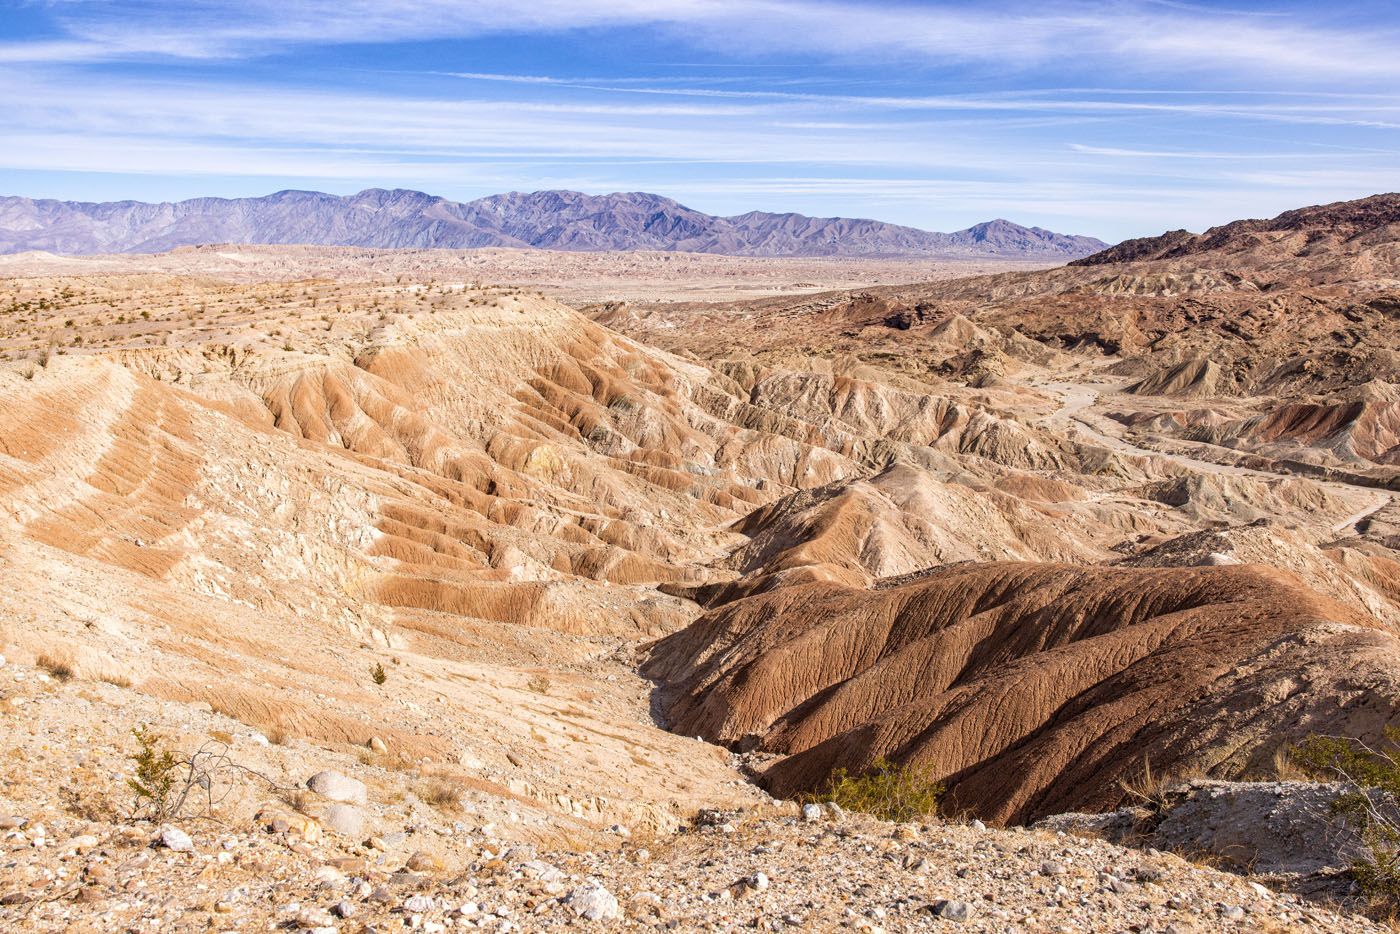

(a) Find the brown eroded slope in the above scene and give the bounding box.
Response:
[0,350,759,838]
[603,194,1400,392]
[646,561,1400,824]
[598,194,1400,488]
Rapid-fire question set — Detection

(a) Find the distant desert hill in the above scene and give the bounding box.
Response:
[0,187,1107,258]
[606,192,1400,404]
[1071,192,1400,265]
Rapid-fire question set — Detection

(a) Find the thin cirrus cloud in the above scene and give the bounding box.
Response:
[2,0,1396,81]
[437,71,1400,130]
[0,0,1397,239]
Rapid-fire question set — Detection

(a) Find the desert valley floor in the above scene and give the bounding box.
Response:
[3,196,1400,932]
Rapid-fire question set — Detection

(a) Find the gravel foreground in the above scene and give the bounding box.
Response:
[0,660,1389,933]
[2,801,1387,933]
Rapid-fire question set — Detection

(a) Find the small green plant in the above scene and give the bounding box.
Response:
[804,757,943,823]
[1293,728,1400,907]
[128,726,182,822]
[127,726,279,823]
[370,661,387,685]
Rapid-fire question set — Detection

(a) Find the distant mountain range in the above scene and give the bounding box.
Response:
[0,189,1107,259]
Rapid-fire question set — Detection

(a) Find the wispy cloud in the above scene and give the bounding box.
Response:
[1068,144,1352,160]
[0,1,1397,240]
[437,71,1400,130]
[5,0,1398,85]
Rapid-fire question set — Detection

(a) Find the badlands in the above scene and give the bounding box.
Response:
[2,194,1400,932]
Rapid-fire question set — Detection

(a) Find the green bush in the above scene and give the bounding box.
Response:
[1293,727,1400,906]
[806,757,943,823]
[370,662,387,685]
[128,726,182,822]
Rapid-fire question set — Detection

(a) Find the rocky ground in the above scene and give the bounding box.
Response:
[1,651,1389,933]
[0,245,1033,316]
[5,584,1393,931]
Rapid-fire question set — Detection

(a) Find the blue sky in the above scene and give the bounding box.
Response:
[2,1,1399,240]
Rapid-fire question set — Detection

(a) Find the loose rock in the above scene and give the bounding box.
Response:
[320,804,363,837]
[158,826,193,852]
[565,881,620,922]
[931,899,974,922]
[306,770,367,805]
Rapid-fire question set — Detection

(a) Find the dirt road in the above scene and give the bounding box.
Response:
[1031,378,1392,535]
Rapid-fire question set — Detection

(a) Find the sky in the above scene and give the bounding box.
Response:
[2,0,1399,241]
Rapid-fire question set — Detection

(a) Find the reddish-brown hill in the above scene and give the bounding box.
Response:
[646,561,1400,824]
[1071,193,1400,265]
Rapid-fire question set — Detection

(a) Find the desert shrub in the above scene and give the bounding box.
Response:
[128,726,183,821]
[370,662,387,685]
[806,757,942,823]
[1293,728,1400,906]
[127,726,279,823]
[526,674,551,695]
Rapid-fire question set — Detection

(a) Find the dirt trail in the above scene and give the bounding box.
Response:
[1031,377,1393,535]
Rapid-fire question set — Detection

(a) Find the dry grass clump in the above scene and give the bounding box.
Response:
[526,673,552,695]
[804,757,942,824]
[1270,744,1314,782]
[1116,758,1207,816]
[1117,759,1175,815]
[415,778,465,813]
[35,652,75,681]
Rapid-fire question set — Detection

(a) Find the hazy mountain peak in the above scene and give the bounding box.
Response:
[0,188,1108,258]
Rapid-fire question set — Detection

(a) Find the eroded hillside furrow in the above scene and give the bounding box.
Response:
[646,561,1400,824]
